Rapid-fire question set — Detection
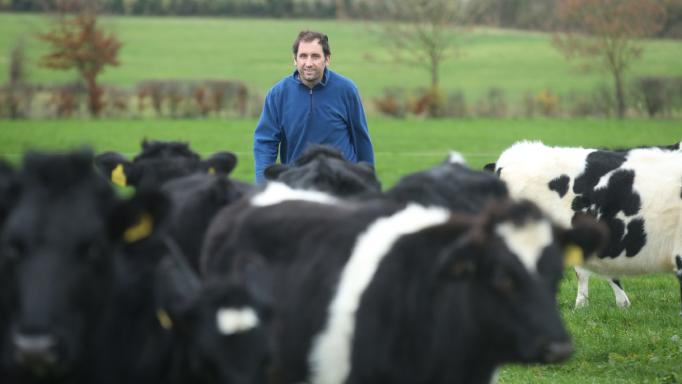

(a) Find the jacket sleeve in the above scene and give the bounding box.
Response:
[348,86,375,166]
[253,90,281,184]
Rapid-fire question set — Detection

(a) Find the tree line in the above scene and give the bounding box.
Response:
[3,0,681,38]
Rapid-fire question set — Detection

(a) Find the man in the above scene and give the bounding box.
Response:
[253,30,375,184]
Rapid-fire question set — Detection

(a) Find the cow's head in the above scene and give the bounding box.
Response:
[0,150,167,378]
[264,144,381,198]
[154,251,269,384]
[436,200,607,365]
[95,140,238,190]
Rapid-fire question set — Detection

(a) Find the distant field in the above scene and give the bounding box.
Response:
[0,117,681,382]
[1,13,682,104]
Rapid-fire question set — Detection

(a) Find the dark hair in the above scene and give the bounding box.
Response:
[292,30,330,58]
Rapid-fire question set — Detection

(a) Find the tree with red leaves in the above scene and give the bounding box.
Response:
[553,0,666,118]
[38,1,121,117]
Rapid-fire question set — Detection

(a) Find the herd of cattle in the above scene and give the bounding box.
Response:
[0,138,680,384]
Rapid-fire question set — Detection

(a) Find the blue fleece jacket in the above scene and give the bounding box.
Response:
[253,68,374,184]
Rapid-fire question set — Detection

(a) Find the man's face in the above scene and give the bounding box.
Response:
[294,39,330,88]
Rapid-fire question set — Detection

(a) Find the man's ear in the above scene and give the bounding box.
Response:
[203,151,238,175]
[264,164,290,181]
[558,213,609,267]
[94,151,132,187]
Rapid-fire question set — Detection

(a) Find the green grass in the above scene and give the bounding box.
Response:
[0,117,681,382]
[1,13,681,103]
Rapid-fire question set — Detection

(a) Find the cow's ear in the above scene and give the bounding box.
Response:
[203,152,238,175]
[558,213,609,267]
[154,252,202,332]
[483,163,496,172]
[94,152,132,187]
[108,189,170,244]
[264,164,289,180]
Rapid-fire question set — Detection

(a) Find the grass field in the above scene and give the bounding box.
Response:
[2,11,682,383]
[1,13,682,103]
[0,117,681,383]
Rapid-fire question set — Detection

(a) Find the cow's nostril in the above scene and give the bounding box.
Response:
[13,333,59,367]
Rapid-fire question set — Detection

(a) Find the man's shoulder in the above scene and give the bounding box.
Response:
[268,74,297,95]
[327,70,359,93]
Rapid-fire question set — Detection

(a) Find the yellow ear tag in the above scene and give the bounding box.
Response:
[111,164,127,187]
[563,244,584,267]
[157,309,173,330]
[123,213,153,243]
[208,167,216,174]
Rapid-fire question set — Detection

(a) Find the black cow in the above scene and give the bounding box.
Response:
[386,151,509,213]
[263,144,381,198]
[161,173,255,272]
[0,150,156,382]
[493,140,682,315]
[95,140,238,190]
[201,183,607,384]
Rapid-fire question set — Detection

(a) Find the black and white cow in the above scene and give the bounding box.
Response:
[95,139,238,190]
[201,183,607,384]
[263,144,381,198]
[492,140,682,315]
[386,152,509,213]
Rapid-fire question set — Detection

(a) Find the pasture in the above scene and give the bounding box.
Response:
[1,11,682,384]
[1,13,682,103]
[0,117,681,383]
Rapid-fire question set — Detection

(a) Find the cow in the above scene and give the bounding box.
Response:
[491,140,682,315]
[263,144,382,198]
[0,150,159,382]
[201,182,607,384]
[0,150,265,384]
[161,173,255,272]
[94,139,238,190]
[385,151,509,214]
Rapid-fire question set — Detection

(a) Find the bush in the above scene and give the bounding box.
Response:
[475,88,507,118]
[374,88,407,118]
[631,76,682,118]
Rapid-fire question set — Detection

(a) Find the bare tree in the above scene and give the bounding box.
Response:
[37,0,122,117]
[553,0,665,118]
[372,0,463,116]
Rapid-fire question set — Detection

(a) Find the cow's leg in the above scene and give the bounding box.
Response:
[675,255,682,316]
[574,267,590,308]
[607,278,630,308]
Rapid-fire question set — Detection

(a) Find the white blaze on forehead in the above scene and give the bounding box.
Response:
[308,204,450,384]
[495,219,553,273]
[251,182,338,207]
[216,307,259,335]
[448,151,467,164]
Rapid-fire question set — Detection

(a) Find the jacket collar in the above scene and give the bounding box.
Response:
[292,67,330,88]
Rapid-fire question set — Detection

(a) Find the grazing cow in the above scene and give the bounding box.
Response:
[263,144,381,198]
[95,139,238,190]
[161,173,255,272]
[201,183,607,384]
[492,140,682,315]
[386,152,509,213]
